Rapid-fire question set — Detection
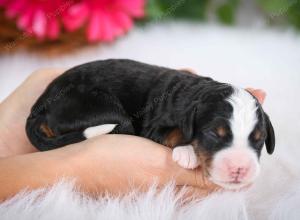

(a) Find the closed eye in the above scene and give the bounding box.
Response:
[202,119,232,141]
[206,126,228,139]
[216,126,227,138]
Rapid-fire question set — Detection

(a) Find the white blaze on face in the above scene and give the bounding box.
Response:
[210,88,260,189]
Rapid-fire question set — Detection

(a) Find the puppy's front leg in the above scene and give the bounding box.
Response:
[172,145,200,169]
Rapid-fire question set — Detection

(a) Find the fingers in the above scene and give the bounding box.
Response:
[46,135,222,197]
[78,134,220,191]
[174,167,220,190]
[160,149,220,190]
[25,68,66,82]
[246,88,266,105]
[179,68,197,75]
[104,135,220,190]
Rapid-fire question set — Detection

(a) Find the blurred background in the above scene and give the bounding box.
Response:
[0,0,300,147]
[1,1,300,97]
[1,2,300,217]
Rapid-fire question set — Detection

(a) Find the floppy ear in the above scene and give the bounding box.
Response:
[180,106,197,141]
[178,102,198,141]
[179,102,208,141]
[264,113,275,154]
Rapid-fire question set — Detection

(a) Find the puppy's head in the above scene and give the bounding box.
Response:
[182,86,275,189]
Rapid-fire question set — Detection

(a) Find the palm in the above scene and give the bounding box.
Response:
[0,68,221,195]
[0,69,64,155]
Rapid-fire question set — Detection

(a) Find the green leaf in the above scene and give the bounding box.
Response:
[257,0,296,16]
[216,0,240,25]
[146,0,210,20]
[146,0,165,20]
[287,2,300,29]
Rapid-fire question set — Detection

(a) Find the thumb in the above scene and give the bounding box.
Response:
[163,151,220,190]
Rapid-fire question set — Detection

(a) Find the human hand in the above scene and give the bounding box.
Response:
[0,68,65,156]
[0,68,220,199]
[60,134,220,197]
[0,133,220,200]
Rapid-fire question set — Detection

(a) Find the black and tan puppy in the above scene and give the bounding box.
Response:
[26,59,275,189]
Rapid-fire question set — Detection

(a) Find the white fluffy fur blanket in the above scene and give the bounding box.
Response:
[0,22,300,219]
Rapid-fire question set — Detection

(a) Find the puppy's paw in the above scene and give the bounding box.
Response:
[83,124,117,139]
[172,145,200,169]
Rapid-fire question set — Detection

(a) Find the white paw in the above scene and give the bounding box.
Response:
[83,124,117,139]
[172,145,200,169]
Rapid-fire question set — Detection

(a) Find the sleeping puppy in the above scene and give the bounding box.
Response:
[26,59,275,189]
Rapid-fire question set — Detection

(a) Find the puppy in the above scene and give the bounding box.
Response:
[26,59,275,189]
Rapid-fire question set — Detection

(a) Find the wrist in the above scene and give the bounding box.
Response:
[0,149,74,200]
[51,142,105,194]
[0,123,12,157]
[43,146,82,181]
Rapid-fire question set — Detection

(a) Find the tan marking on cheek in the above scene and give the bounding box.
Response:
[193,141,213,177]
[191,142,216,187]
[40,124,55,138]
[199,152,213,177]
[163,128,184,148]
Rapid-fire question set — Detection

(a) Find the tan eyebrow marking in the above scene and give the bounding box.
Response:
[254,129,263,141]
[216,126,226,137]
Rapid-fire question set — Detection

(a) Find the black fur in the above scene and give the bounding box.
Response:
[26,59,275,156]
[263,113,275,154]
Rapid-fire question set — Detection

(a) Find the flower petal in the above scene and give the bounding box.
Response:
[113,11,133,32]
[87,11,102,42]
[63,3,89,31]
[111,14,125,37]
[5,0,26,18]
[32,9,47,39]
[17,8,33,30]
[116,0,145,17]
[100,12,118,42]
[47,18,60,39]
[0,0,8,6]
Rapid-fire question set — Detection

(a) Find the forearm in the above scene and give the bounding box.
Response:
[0,135,219,201]
[0,137,143,201]
[0,137,136,201]
[0,148,76,201]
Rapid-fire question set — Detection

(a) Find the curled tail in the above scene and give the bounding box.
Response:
[26,112,85,151]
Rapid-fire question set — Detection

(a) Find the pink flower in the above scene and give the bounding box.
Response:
[0,0,71,40]
[62,0,145,42]
[0,0,145,42]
